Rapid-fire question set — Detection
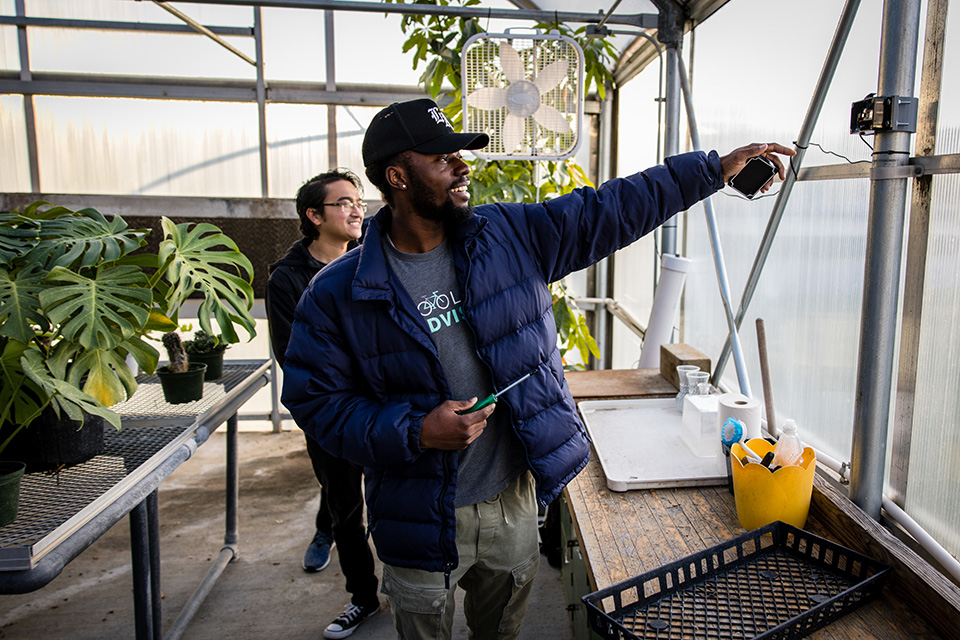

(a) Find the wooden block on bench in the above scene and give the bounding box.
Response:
[660,344,711,390]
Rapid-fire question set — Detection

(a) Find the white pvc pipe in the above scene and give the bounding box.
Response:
[638,254,689,368]
[882,496,960,584]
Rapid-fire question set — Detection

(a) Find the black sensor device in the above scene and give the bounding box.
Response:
[727,155,777,199]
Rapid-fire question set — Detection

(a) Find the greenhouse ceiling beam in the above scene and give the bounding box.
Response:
[163,0,659,29]
[152,0,256,65]
[0,15,251,36]
[0,73,425,106]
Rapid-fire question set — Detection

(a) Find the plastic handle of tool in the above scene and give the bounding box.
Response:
[457,394,497,415]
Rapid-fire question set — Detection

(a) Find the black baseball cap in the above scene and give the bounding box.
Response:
[362,98,489,167]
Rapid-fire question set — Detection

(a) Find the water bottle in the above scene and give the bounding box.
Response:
[772,419,804,468]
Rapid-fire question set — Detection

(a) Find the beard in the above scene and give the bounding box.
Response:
[405,169,473,225]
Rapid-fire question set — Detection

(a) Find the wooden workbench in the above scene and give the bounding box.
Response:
[563,369,958,640]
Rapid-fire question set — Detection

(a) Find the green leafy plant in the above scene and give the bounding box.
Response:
[387,0,617,368]
[183,329,228,356]
[0,201,256,455]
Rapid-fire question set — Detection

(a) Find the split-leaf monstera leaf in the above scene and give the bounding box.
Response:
[0,201,256,455]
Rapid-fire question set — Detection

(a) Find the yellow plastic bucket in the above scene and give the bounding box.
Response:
[730,438,816,531]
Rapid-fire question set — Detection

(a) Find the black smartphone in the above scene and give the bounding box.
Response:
[727,155,778,199]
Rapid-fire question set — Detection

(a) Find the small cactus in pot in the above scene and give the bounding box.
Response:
[156,332,205,404]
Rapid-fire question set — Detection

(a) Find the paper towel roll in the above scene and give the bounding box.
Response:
[718,393,763,441]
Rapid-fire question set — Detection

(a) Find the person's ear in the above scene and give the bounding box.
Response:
[387,166,408,192]
[305,207,324,227]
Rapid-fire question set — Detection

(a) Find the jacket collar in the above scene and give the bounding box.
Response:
[352,205,487,301]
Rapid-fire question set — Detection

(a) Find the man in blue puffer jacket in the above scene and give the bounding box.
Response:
[282,98,794,639]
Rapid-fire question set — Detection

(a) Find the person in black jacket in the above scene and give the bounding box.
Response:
[266,168,380,639]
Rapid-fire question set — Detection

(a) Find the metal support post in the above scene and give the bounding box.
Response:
[130,501,155,640]
[325,10,338,168]
[712,0,863,382]
[254,8,269,197]
[147,491,162,640]
[850,0,922,520]
[659,44,681,256]
[225,414,239,549]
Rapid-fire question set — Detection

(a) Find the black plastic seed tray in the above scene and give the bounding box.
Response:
[582,521,890,640]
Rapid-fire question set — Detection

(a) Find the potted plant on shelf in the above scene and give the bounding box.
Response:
[0,201,256,485]
[156,332,206,404]
[183,329,228,381]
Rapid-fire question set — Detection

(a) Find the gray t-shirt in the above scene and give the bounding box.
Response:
[382,233,526,507]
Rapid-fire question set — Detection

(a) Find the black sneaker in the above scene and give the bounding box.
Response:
[323,602,380,639]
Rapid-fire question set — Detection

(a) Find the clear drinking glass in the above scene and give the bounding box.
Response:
[686,371,710,398]
[675,365,701,411]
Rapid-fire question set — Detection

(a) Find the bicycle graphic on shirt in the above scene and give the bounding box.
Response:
[417,291,450,316]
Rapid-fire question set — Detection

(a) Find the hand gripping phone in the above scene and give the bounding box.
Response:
[727,155,778,199]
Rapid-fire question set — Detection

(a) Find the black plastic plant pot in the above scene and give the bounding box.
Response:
[157,363,207,404]
[0,410,105,473]
[186,351,224,380]
[0,461,27,527]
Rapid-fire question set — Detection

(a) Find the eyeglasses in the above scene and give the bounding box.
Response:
[322,200,368,214]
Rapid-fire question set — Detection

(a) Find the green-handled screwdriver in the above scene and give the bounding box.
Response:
[457,371,534,415]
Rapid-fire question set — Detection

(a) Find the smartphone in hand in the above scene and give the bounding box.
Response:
[727,155,778,199]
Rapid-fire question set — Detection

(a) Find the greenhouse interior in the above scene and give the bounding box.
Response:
[2,0,960,638]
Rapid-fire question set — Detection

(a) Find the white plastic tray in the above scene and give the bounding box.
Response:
[578,398,727,491]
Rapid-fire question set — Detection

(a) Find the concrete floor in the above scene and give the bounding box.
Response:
[0,430,575,640]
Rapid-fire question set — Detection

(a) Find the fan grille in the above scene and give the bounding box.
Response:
[462,33,584,161]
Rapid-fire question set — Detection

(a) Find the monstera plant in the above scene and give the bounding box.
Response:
[0,201,256,454]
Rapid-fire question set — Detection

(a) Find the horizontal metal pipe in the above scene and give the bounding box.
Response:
[882,497,960,584]
[0,14,252,35]
[168,0,659,29]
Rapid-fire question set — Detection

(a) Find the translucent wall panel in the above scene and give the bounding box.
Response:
[9,0,255,78]
[0,24,17,70]
[34,97,261,197]
[632,0,884,466]
[334,11,423,86]
[20,0,250,26]
[613,64,665,368]
[899,4,960,559]
[266,103,330,199]
[907,174,960,559]
[27,28,254,79]
[337,105,380,199]
[261,7,326,83]
[0,94,31,192]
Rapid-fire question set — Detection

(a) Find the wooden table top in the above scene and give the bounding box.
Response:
[564,369,954,640]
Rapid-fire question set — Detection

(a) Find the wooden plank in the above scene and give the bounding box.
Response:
[565,368,675,400]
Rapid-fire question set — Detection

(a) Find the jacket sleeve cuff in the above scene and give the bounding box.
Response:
[706,150,725,190]
[407,411,426,454]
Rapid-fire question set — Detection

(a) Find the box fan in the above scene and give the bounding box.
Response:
[461,30,584,161]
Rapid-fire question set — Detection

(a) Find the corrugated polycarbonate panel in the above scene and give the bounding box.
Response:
[32,96,261,197]
[0,94,31,192]
[906,172,960,560]
[684,174,870,464]
[266,102,329,199]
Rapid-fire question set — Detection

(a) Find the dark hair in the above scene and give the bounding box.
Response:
[295,168,363,239]
[365,151,410,208]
